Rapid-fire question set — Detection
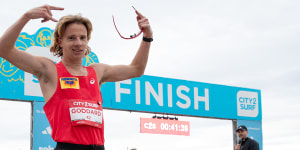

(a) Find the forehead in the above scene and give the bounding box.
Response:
[64,23,87,36]
[237,130,247,133]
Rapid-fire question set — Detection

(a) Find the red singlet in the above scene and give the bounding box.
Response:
[44,62,104,145]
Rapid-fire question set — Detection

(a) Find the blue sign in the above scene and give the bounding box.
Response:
[238,120,263,150]
[32,101,56,150]
[101,75,262,120]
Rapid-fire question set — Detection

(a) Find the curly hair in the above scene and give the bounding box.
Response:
[50,14,93,57]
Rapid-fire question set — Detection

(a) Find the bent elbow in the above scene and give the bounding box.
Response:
[0,41,3,57]
[134,68,145,78]
[0,40,12,58]
[136,71,144,78]
[130,64,146,78]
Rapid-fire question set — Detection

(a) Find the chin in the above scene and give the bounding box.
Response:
[73,52,85,56]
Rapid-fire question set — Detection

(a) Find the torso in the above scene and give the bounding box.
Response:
[43,61,105,145]
[38,60,105,103]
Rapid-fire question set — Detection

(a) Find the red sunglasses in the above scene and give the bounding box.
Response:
[112,6,142,40]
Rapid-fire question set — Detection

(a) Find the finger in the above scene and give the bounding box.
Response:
[48,5,64,11]
[137,18,149,25]
[48,16,58,22]
[45,13,58,22]
[41,19,49,23]
[41,16,50,23]
[137,14,148,24]
[45,5,53,16]
[136,15,142,22]
[138,22,151,31]
[132,6,143,17]
[134,9,144,18]
[138,17,148,22]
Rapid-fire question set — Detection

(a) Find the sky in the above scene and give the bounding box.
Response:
[0,0,300,150]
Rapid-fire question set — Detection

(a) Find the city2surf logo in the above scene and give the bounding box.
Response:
[60,77,79,89]
[237,91,259,117]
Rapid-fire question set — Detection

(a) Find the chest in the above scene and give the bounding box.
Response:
[66,67,88,76]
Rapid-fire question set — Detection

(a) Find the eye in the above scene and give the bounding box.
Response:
[80,36,87,40]
[68,36,75,40]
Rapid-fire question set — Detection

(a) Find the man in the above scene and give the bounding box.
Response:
[0,4,152,150]
[234,125,259,150]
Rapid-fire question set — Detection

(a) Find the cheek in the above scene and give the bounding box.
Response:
[84,41,88,46]
[61,42,73,49]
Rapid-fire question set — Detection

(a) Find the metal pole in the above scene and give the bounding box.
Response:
[232,120,238,148]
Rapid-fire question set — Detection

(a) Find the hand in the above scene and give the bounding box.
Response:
[134,9,152,38]
[234,144,241,150]
[24,4,64,23]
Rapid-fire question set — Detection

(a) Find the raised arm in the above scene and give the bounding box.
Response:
[0,5,63,76]
[93,9,153,83]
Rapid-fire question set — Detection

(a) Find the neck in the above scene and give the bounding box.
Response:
[241,137,248,140]
[62,58,83,68]
[61,59,88,76]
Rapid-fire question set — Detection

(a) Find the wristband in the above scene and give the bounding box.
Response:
[143,37,153,42]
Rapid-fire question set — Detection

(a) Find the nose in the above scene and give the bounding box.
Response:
[74,37,83,45]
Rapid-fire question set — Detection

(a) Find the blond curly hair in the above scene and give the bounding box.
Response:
[50,14,93,57]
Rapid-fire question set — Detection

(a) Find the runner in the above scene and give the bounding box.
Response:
[0,4,153,150]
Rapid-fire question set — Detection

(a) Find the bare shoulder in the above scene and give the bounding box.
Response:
[37,57,58,102]
[89,63,109,83]
[42,57,57,70]
[37,56,57,67]
[89,63,109,73]
[3,48,57,79]
[35,56,57,81]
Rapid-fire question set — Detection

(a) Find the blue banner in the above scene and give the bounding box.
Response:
[101,75,262,120]
[237,120,263,150]
[32,101,56,150]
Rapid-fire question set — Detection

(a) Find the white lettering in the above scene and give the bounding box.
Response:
[145,82,163,106]
[70,108,102,116]
[194,88,209,111]
[144,122,148,129]
[237,91,259,117]
[114,79,210,111]
[144,122,156,129]
[136,80,141,104]
[168,84,173,107]
[176,86,191,109]
[39,145,54,150]
[116,80,131,102]
[73,102,78,106]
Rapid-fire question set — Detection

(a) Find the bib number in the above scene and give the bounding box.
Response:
[69,99,103,128]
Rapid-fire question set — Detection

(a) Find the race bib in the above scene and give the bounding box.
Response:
[69,99,103,128]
